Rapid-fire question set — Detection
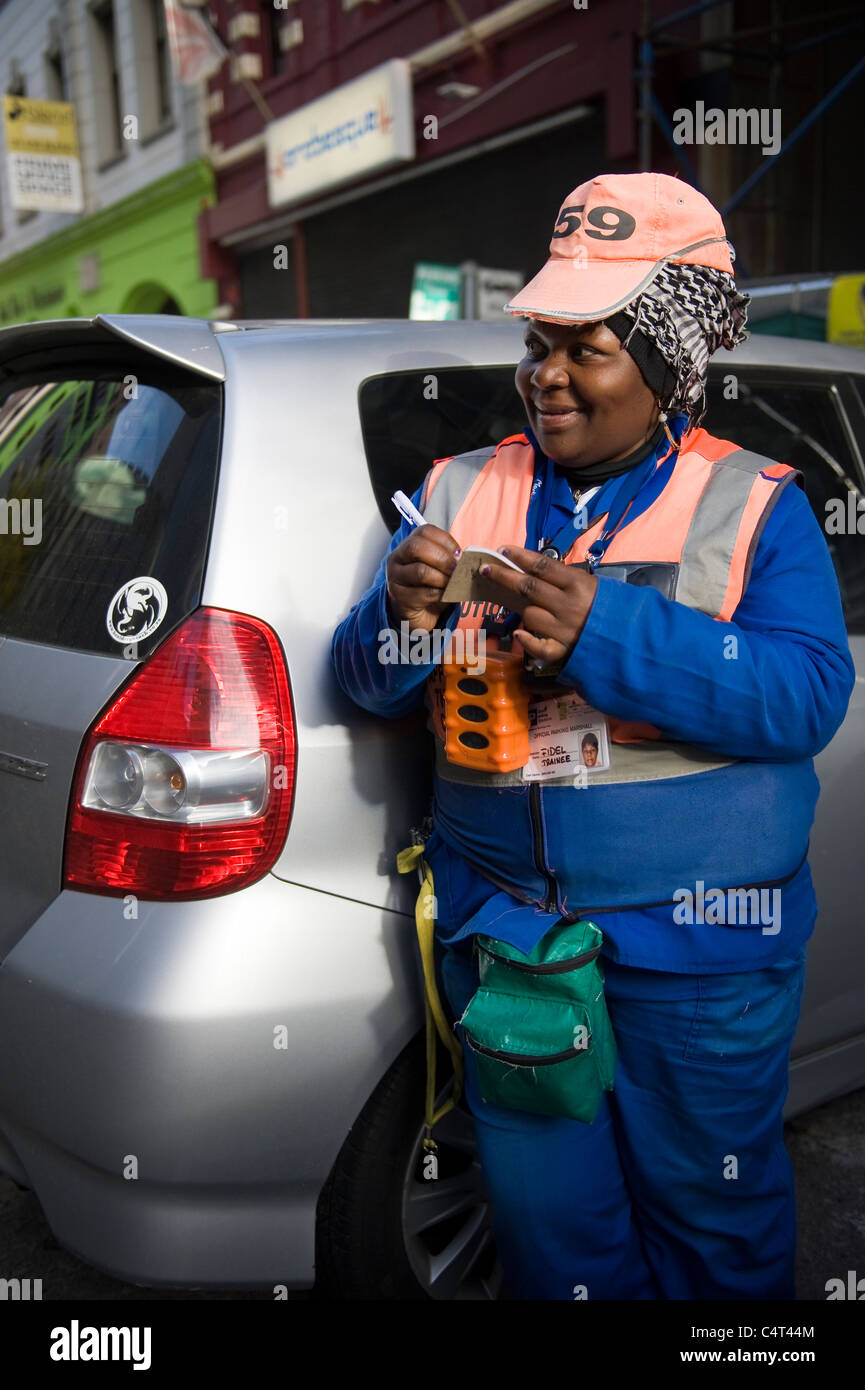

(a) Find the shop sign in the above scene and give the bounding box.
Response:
[409,263,462,321]
[3,96,83,213]
[827,273,865,350]
[267,60,414,209]
[0,284,65,326]
[476,267,524,321]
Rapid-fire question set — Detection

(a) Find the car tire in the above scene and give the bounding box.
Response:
[314,1032,502,1300]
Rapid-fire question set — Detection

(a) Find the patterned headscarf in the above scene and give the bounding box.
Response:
[608,263,750,427]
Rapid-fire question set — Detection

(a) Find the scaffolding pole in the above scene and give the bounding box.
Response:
[635,0,865,267]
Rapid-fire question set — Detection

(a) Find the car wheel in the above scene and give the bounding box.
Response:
[315,1032,502,1300]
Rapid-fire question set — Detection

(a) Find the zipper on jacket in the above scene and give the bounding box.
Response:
[529,781,558,913]
[458,845,810,921]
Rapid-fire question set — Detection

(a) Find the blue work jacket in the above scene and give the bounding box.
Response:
[332,425,855,972]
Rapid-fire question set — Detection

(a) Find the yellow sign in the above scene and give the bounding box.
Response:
[3,96,79,156]
[3,96,83,212]
[827,273,865,350]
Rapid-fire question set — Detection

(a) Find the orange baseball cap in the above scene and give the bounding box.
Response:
[504,171,735,322]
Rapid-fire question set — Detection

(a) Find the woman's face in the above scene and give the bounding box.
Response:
[515,318,660,469]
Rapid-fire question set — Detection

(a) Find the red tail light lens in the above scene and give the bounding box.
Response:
[64,608,296,900]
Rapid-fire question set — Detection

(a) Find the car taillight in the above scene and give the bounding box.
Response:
[64,608,296,900]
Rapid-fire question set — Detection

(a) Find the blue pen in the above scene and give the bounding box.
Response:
[391,490,426,529]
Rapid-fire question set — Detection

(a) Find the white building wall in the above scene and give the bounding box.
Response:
[0,0,208,260]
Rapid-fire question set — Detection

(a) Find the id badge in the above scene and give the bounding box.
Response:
[523,692,610,782]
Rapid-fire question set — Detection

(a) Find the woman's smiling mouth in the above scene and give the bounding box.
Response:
[533,402,586,430]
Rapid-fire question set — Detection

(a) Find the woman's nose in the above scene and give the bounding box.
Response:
[533,353,571,388]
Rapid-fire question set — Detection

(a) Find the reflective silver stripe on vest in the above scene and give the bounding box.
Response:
[420,445,498,530]
[676,448,796,617]
[433,730,736,787]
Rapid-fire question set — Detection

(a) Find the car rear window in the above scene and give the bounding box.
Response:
[359,362,865,633]
[358,365,524,529]
[0,363,221,656]
[703,368,865,634]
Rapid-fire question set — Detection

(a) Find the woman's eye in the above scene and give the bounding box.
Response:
[523,340,593,360]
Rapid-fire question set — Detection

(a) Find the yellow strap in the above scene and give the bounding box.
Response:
[397,843,464,1141]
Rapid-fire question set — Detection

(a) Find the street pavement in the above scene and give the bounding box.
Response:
[0,1087,862,1300]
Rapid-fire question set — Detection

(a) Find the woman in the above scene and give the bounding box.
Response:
[332,172,855,1300]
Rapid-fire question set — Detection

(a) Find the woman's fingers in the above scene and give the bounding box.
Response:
[478,560,576,619]
[514,629,569,663]
[386,524,461,624]
[390,525,460,583]
[480,547,599,653]
[514,605,575,646]
[498,546,575,587]
[393,560,451,592]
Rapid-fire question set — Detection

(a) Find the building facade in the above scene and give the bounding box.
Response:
[0,0,218,324]
[201,0,646,319]
[199,0,865,320]
[1,1,860,325]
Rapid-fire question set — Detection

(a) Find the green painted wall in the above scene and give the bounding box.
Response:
[0,160,217,326]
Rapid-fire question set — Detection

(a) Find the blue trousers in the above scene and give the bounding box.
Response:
[441,943,807,1301]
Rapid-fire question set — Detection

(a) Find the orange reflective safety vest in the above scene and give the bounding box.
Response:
[420,427,799,788]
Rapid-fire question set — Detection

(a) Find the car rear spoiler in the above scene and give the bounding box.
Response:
[0,314,229,382]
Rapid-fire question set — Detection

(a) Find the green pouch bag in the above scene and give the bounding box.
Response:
[458,917,617,1124]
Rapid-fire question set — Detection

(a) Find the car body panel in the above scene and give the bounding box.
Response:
[796,659,865,1057]
[0,640,135,959]
[205,323,527,912]
[0,874,420,1286]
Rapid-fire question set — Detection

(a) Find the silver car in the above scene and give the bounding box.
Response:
[0,315,862,1300]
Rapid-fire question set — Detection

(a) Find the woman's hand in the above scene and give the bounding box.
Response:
[481,545,599,665]
[385,524,461,632]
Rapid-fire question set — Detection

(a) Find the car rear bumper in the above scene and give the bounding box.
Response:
[0,875,421,1288]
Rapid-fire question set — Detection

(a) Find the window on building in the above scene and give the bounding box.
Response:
[152,0,173,125]
[88,0,123,165]
[44,22,69,101]
[133,0,174,138]
[263,0,304,76]
[7,65,26,98]
[265,2,287,78]
[44,49,68,101]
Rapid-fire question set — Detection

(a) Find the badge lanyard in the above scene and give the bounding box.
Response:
[484,417,687,638]
[538,460,655,565]
[535,419,687,570]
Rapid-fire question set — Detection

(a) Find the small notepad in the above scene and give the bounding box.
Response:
[440,547,525,604]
